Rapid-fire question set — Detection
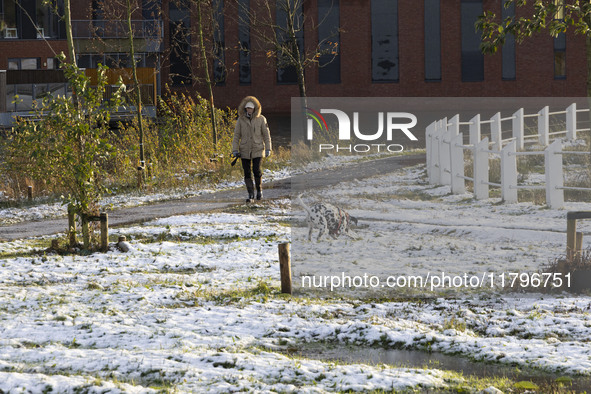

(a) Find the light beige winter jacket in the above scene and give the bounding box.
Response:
[232,96,272,159]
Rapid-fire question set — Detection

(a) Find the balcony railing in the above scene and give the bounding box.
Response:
[72,19,163,40]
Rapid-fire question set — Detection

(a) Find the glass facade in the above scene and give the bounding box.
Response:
[317,0,340,84]
[169,0,191,86]
[276,0,304,84]
[424,0,441,81]
[213,0,226,85]
[371,0,398,82]
[461,0,484,82]
[501,1,516,80]
[238,0,251,84]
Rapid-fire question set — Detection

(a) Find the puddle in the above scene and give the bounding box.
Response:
[291,344,591,391]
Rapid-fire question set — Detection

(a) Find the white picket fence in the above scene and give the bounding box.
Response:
[426,103,591,209]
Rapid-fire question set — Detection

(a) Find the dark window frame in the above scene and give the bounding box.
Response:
[371,0,399,83]
[501,0,516,80]
[460,0,484,82]
[238,0,251,85]
[424,0,441,82]
[276,0,304,85]
[317,0,340,84]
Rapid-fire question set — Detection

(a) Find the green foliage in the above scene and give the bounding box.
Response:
[477,0,591,54]
[3,57,124,216]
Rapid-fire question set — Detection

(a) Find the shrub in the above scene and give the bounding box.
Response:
[3,60,123,217]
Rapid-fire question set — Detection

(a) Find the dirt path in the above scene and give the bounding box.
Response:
[0,154,424,241]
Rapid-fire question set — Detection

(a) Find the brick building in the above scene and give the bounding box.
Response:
[0,0,586,116]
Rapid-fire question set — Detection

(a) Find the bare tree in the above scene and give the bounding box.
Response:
[235,0,339,101]
[86,0,162,186]
[193,0,219,152]
[64,0,77,66]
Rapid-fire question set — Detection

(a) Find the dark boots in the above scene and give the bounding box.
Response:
[255,177,262,200]
[245,178,255,202]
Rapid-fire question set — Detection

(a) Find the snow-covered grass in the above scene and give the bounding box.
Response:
[1,162,591,392]
[0,150,398,226]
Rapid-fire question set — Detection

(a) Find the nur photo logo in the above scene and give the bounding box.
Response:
[304,106,419,153]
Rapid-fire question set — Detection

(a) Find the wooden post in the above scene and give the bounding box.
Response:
[27,186,33,201]
[68,204,77,247]
[137,166,144,189]
[100,212,108,252]
[278,243,292,295]
[576,231,584,259]
[566,218,577,261]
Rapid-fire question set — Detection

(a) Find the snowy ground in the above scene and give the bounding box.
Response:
[1,161,591,392]
[0,152,366,226]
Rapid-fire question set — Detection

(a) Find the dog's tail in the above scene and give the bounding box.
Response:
[296,194,313,217]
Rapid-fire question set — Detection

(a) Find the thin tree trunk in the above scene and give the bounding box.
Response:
[64,0,76,66]
[196,0,218,152]
[126,0,146,179]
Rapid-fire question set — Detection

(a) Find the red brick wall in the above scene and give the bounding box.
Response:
[0,41,68,70]
[0,0,585,113]
[204,0,587,114]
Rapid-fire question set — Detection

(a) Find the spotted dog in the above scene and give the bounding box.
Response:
[297,195,359,241]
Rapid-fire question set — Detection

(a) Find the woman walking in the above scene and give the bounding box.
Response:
[232,96,272,201]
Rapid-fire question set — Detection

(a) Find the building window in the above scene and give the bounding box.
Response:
[36,0,60,38]
[238,0,251,85]
[213,0,225,85]
[461,0,484,82]
[276,0,304,85]
[169,0,191,86]
[142,0,161,19]
[501,1,516,80]
[371,0,398,82]
[318,0,340,84]
[8,58,40,70]
[2,0,19,38]
[424,0,441,81]
[554,1,566,79]
[554,33,566,79]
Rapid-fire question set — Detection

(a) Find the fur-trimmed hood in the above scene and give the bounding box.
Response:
[238,96,262,118]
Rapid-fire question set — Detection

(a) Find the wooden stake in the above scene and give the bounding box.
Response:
[278,243,292,295]
[567,218,577,261]
[27,186,33,201]
[100,212,108,252]
[576,231,583,259]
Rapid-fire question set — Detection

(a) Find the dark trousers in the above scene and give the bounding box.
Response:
[241,157,262,191]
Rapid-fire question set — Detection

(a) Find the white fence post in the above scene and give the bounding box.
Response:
[469,114,481,146]
[426,122,434,183]
[491,112,502,151]
[448,114,460,137]
[439,118,451,185]
[566,103,577,141]
[450,133,465,194]
[512,108,524,150]
[474,137,489,200]
[545,139,564,209]
[501,140,518,203]
[431,120,441,185]
[538,106,549,146]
